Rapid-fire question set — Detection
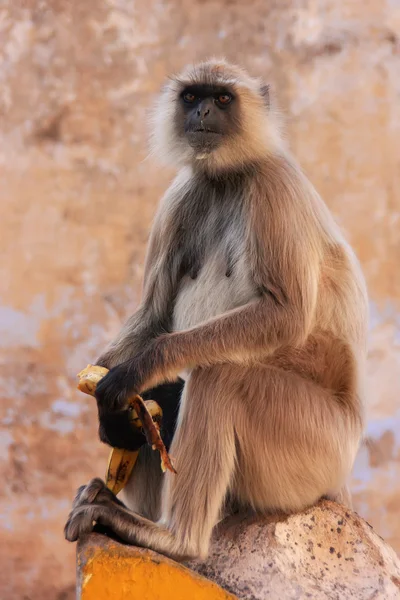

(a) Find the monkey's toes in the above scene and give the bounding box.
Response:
[64,505,104,542]
[72,484,87,509]
[76,478,108,505]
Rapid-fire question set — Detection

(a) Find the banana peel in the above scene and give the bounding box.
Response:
[104,447,139,496]
[77,364,176,496]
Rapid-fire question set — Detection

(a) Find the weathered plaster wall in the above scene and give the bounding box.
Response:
[0,1,399,598]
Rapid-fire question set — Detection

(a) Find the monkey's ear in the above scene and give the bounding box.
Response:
[259,83,270,109]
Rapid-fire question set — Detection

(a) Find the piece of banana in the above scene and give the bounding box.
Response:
[77,364,109,396]
[76,364,163,495]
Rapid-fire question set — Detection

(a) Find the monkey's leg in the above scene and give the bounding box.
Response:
[229,362,361,514]
[120,445,165,521]
[65,368,236,561]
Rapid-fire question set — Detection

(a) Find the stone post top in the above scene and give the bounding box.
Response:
[77,501,400,599]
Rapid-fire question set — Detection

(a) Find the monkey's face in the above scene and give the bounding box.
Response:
[177,84,239,156]
[152,60,281,171]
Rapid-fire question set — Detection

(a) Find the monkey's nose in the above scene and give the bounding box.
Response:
[197,107,210,119]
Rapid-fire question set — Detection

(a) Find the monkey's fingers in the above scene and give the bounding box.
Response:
[77,364,161,425]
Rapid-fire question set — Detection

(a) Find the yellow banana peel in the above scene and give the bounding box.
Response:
[104,447,138,496]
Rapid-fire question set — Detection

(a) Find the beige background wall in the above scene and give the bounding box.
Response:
[0,1,399,598]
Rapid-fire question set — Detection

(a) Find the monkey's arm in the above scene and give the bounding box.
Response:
[96,305,160,369]
[95,290,316,410]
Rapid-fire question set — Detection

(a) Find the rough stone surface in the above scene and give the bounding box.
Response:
[188,501,400,599]
[0,1,399,599]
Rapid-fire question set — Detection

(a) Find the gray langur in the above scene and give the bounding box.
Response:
[65,59,368,561]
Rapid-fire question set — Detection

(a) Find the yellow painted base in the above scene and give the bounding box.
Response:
[77,533,237,600]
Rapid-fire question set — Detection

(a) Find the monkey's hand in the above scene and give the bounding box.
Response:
[95,359,149,451]
[95,361,143,412]
[77,363,147,451]
[98,409,146,451]
[95,340,171,413]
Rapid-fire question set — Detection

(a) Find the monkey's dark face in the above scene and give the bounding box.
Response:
[153,61,275,170]
[177,84,239,155]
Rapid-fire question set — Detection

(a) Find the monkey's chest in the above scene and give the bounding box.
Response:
[171,244,255,332]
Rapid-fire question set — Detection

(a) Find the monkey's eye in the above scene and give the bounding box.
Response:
[183,93,196,103]
[217,94,232,105]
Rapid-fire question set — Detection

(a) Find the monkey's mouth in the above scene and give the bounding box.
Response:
[192,127,221,134]
[186,129,222,152]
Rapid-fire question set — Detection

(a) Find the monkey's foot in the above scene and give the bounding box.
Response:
[65,479,199,561]
[65,500,145,544]
[65,503,112,542]
[72,478,124,509]
[66,478,128,541]
[65,479,156,548]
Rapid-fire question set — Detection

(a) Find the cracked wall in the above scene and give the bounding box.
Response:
[0,1,399,598]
